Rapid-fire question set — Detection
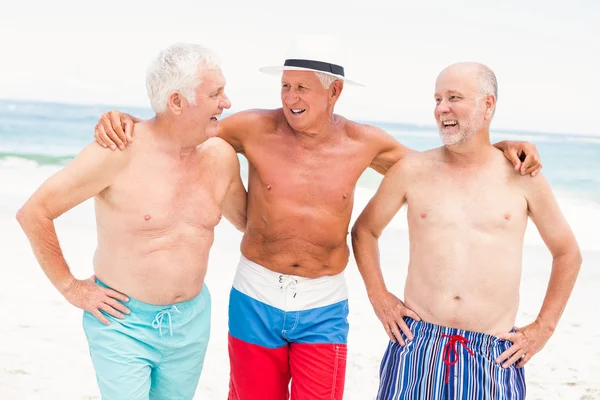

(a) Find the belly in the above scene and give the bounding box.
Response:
[93,225,214,305]
[403,234,524,334]
[241,207,351,277]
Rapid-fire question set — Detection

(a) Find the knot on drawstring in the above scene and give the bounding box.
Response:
[279,275,298,297]
[442,334,474,383]
[152,305,181,336]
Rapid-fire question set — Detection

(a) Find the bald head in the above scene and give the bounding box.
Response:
[434,62,498,145]
[439,62,497,102]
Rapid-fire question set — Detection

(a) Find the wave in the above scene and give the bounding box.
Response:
[0,152,74,166]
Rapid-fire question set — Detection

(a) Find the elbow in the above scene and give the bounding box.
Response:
[16,202,49,231]
[235,216,247,233]
[350,223,378,245]
[554,243,583,272]
[16,205,32,228]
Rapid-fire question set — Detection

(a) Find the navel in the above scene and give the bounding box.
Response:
[144,214,152,221]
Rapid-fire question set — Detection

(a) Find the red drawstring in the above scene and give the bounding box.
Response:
[442,334,474,383]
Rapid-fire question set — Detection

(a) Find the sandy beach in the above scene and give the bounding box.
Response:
[1,162,599,399]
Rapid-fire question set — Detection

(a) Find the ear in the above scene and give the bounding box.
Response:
[484,94,496,120]
[329,80,344,104]
[167,92,184,115]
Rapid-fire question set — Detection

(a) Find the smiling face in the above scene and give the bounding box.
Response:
[280,70,335,133]
[434,64,493,146]
[182,67,231,140]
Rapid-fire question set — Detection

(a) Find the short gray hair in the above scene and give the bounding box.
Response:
[146,43,221,114]
[314,71,340,89]
[477,64,498,100]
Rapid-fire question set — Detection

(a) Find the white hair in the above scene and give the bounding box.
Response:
[146,43,221,114]
[314,71,340,89]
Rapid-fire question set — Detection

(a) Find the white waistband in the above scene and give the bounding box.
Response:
[232,255,348,312]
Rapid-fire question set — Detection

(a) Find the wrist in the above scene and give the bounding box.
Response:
[57,276,77,297]
[535,316,557,334]
[367,285,388,302]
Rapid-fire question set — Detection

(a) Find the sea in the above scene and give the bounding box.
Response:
[1,98,598,250]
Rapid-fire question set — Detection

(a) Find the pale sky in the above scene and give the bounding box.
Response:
[1,0,598,135]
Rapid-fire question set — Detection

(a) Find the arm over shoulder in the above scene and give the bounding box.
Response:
[364,124,416,175]
[218,109,275,154]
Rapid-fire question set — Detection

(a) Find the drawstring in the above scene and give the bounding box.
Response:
[279,275,298,297]
[152,305,181,337]
[442,334,474,383]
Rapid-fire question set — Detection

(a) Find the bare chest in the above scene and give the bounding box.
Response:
[99,161,223,231]
[407,173,528,233]
[246,139,369,212]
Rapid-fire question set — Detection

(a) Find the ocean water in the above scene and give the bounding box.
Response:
[1,98,598,204]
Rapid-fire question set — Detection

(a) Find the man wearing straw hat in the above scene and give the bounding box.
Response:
[93,36,542,399]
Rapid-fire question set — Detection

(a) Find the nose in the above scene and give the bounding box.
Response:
[435,100,451,115]
[221,93,231,110]
[284,88,299,105]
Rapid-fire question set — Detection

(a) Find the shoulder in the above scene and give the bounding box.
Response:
[343,119,389,141]
[199,137,240,168]
[72,140,132,173]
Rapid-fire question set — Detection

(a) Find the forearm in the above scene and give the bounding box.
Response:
[351,227,389,299]
[223,189,247,232]
[535,249,582,332]
[16,209,75,295]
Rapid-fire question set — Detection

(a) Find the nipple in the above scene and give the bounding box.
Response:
[144,215,152,221]
[267,184,272,190]
[343,192,347,199]
[421,213,427,219]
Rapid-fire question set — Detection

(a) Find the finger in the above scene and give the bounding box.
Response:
[92,309,110,325]
[97,124,118,150]
[404,308,421,322]
[124,119,134,143]
[99,303,125,319]
[524,161,541,176]
[109,111,127,147]
[390,324,405,346]
[94,124,108,147]
[105,297,131,315]
[516,353,532,368]
[502,349,525,368]
[505,149,522,171]
[383,324,397,343]
[104,287,129,303]
[396,319,414,342]
[495,344,519,364]
[494,332,514,342]
[520,154,533,175]
[531,165,542,177]
[101,115,125,149]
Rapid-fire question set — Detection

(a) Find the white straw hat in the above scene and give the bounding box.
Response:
[259,34,363,86]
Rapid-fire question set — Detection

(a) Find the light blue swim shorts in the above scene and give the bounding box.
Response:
[82,279,211,400]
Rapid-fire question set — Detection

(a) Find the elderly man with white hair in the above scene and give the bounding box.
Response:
[93,37,544,400]
[16,43,247,400]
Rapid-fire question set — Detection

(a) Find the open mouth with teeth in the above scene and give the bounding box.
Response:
[210,115,220,121]
[442,120,458,127]
[290,108,306,115]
